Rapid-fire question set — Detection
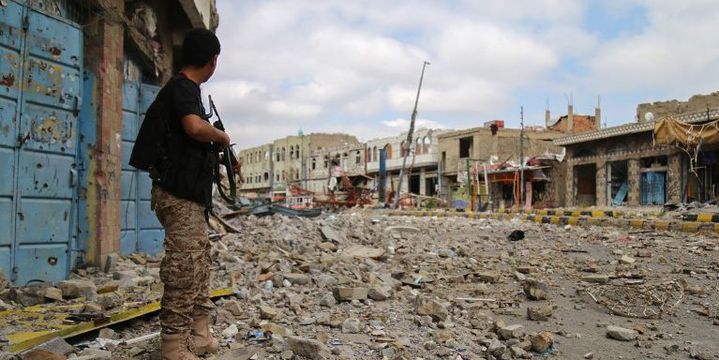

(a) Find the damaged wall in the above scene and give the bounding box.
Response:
[564,132,681,208]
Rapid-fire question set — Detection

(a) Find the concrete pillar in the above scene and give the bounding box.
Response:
[667,153,681,203]
[81,5,125,268]
[627,159,641,206]
[567,104,574,132]
[419,168,427,195]
[595,159,607,206]
[566,162,575,207]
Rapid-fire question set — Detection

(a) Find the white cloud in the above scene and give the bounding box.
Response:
[208,0,719,147]
[382,118,446,130]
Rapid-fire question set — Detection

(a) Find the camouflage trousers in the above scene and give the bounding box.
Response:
[151,185,214,334]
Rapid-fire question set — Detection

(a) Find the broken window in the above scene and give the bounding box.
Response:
[355,151,361,164]
[608,161,629,206]
[459,137,473,158]
[312,158,317,170]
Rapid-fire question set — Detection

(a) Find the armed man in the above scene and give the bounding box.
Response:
[129,29,229,359]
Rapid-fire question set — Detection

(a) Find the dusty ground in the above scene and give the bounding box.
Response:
[9,210,719,359]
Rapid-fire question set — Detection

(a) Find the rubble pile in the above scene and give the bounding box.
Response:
[3,211,719,359]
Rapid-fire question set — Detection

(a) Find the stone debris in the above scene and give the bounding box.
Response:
[606,325,638,341]
[5,210,719,359]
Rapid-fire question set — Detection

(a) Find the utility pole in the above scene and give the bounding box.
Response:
[393,60,430,209]
[519,106,525,211]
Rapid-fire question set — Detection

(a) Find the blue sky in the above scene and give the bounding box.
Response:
[206,0,719,147]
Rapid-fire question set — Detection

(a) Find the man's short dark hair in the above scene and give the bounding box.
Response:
[182,28,221,67]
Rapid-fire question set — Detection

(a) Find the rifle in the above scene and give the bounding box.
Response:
[208,95,239,207]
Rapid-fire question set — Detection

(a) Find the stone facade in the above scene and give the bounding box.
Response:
[561,130,681,207]
[237,133,359,194]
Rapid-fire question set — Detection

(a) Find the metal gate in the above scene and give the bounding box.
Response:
[120,81,163,256]
[640,172,666,205]
[0,0,82,285]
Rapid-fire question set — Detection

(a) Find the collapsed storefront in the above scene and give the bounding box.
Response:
[555,108,719,208]
[654,110,719,203]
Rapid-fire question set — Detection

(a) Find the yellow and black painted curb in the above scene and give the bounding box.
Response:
[3,288,234,354]
[495,208,719,224]
[386,210,717,234]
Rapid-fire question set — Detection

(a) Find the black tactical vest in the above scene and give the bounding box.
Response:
[129,75,215,208]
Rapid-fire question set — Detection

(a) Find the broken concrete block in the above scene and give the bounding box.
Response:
[415,299,448,322]
[44,287,63,302]
[606,325,638,341]
[283,273,311,285]
[498,324,525,340]
[527,305,553,321]
[523,279,549,300]
[368,287,391,301]
[34,337,74,356]
[320,226,346,244]
[22,349,66,360]
[320,293,336,307]
[333,287,368,301]
[343,245,385,259]
[312,274,338,288]
[259,305,279,319]
[620,255,636,265]
[58,279,97,300]
[223,299,244,316]
[478,271,501,283]
[341,318,362,333]
[287,336,331,360]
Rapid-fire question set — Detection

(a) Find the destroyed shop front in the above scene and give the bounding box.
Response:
[555,108,719,208]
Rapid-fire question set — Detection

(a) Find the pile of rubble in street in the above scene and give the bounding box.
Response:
[3,207,719,359]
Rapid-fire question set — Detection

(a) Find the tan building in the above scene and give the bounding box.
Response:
[438,123,567,208]
[237,133,359,195]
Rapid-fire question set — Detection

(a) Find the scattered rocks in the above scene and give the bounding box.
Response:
[259,305,279,319]
[283,273,311,285]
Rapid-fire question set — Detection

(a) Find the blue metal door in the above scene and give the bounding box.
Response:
[0,0,82,285]
[120,81,163,256]
[640,172,666,205]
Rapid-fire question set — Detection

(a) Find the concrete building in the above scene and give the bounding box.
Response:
[307,143,366,194]
[556,107,719,208]
[237,133,359,195]
[0,0,218,284]
[437,123,567,207]
[365,128,448,198]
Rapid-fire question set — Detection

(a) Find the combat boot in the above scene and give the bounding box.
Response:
[192,315,220,355]
[161,333,199,360]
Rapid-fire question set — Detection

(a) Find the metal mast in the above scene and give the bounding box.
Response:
[393,60,430,209]
[519,106,525,211]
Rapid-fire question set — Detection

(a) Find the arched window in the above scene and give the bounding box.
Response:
[281,147,286,161]
[373,146,378,162]
[384,144,392,160]
[416,137,423,155]
[400,140,407,157]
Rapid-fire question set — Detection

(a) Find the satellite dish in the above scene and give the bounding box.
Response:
[644,112,655,122]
